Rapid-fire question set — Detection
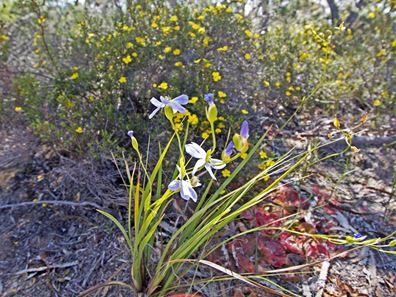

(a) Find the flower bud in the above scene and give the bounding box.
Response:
[128,130,139,152]
[233,133,243,152]
[206,103,218,123]
[221,150,231,163]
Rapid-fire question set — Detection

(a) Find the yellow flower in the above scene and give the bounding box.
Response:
[70,72,79,80]
[37,16,46,25]
[241,109,249,114]
[151,22,158,29]
[164,46,172,53]
[240,152,248,159]
[173,49,181,55]
[368,12,376,19]
[15,106,23,112]
[376,49,385,58]
[189,21,201,30]
[265,159,275,167]
[221,169,231,177]
[174,25,180,31]
[126,42,133,49]
[135,37,146,46]
[244,53,251,60]
[235,14,244,21]
[202,132,209,139]
[162,26,172,34]
[215,128,221,134]
[174,61,184,68]
[392,40,396,48]
[285,91,291,96]
[158,82,168,90]
[188,114,199,125]
[212,71,222,82]
[244,29,253,38]
[122,55,132,64]
[189,96,198,104]
[0,34,9,42]
[203,36,210,47]
[373,99,381,107]
[275,82,281,88]
[119,76,127,84]
[132,52,138,57]
[259,150,267,159]
[170,15,178,22]
[75,127,83,134]
[174,123,183,132]
[197,27,205,34]
[263,80,270,87]
[217,45,229,52]
[122,25,133,32]
[218,91,227,98]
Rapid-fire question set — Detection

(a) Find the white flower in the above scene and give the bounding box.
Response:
[168,166,201,202]
[185,142,226,180]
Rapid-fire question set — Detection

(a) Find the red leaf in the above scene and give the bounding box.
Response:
[237,254,255,273]
[257,237,288,268]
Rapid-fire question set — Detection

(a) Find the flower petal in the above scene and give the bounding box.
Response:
[240,120,249,139]
[169,101,186,114]
[185,142,206,159]
[148,107,161,119]
[204,93,214,104]
[192,158,206,175]
[205,163,217,180]
[225,141,235,156]
[168,180,182,191]
[181,180,198,202]
[210,158,226,170]
[150,97,165,108]
[160,96,170,105]
[179,180,196,202]
[172,94,189,105]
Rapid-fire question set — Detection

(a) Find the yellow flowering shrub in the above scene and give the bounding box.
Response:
[4,0,394,154]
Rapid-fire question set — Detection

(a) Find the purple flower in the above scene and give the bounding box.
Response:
[353,232,367,241]
[149,94,189,119]
[168,166,201,202]
[225,141,235,155]
[240,120,249,139]
[127,130,134,138]
[204,93,214,104]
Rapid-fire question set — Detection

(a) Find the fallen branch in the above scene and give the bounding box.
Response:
[15,261,78,275]
[0,200,102,210]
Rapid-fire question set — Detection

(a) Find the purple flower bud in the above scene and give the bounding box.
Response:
[240,121,249,139]
[127,130,134,138]
[204,93,214,104]
[353,232,362,239]
[225,141,235,156]
[353,232,367,241]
